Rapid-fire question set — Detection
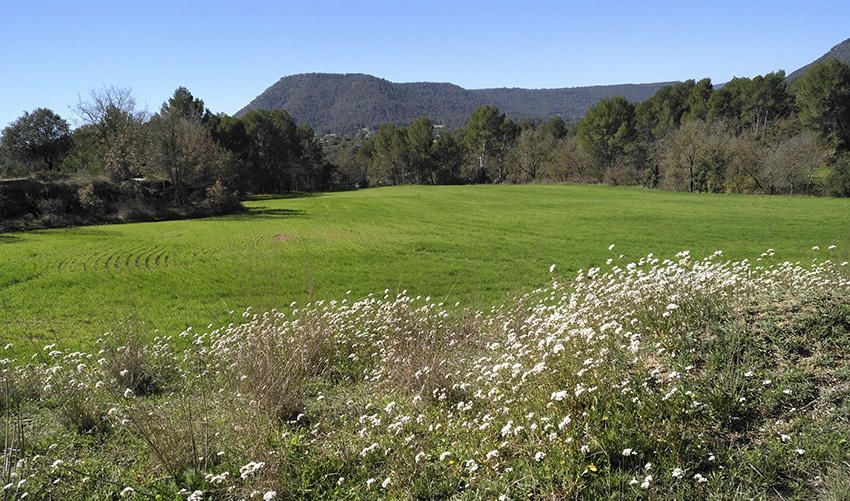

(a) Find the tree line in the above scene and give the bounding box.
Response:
[329,60,850,196]
[3,59,850,207]
[0,86,329,208]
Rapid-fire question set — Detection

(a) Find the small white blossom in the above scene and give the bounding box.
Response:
[239,461,265,479]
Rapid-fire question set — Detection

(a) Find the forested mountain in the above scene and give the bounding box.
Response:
[237,73,675,133]
[788,37,850,81]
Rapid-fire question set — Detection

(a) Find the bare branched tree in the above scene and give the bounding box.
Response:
[75,86,148,181]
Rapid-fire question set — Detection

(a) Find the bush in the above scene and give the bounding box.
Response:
[825,156,850,197]
[77,183,104,213]
[100,324,177,397]
[36,197,66,217]
[201,178,240,214]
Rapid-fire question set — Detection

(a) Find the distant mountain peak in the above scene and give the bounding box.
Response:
[237,73,674,134]
[238,37,850,133]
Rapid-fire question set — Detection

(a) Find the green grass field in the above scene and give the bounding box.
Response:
[2,184,849,352]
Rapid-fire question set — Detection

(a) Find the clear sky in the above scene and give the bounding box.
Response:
[2,0,849,128]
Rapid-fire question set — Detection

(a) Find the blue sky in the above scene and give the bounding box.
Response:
[2,0,849,127]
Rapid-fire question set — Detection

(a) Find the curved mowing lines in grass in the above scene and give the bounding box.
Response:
[142,248,160,271]
[58,244,183,274]
[153,249,167,269]
[120,244,156,272]
[89,249,113,272]
[56,253,84,273]
[132,246,156,271]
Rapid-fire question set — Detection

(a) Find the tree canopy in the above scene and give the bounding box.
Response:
[0,108,73,171]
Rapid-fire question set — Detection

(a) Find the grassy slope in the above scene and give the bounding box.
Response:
[1,184,849,351]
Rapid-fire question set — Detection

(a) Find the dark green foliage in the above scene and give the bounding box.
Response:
[826,155,850,196]
[239,108,324,192]
[576,96,635,170]
[369,123,410,184]
[635,80,698,142]
[431,131,465,184]
[0,108,73,172]
[406,117,435,184]
[164,86,208,122]
[540,116,567,139]
[708,72,793,135]
[793,59,850,151]
[464,105,518,182]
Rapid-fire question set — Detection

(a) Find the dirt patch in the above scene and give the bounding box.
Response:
[273,234,293,242]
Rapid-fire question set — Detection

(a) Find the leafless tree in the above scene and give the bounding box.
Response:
[76,86,148,180]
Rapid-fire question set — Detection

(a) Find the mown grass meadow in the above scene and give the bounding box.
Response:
[2,184,850,354]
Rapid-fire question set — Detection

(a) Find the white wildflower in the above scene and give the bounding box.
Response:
[239,461,265,479]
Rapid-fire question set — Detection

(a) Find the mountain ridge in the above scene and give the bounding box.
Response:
[239,37,850,134]
[787,37,850,81]
[237,73,676,134]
